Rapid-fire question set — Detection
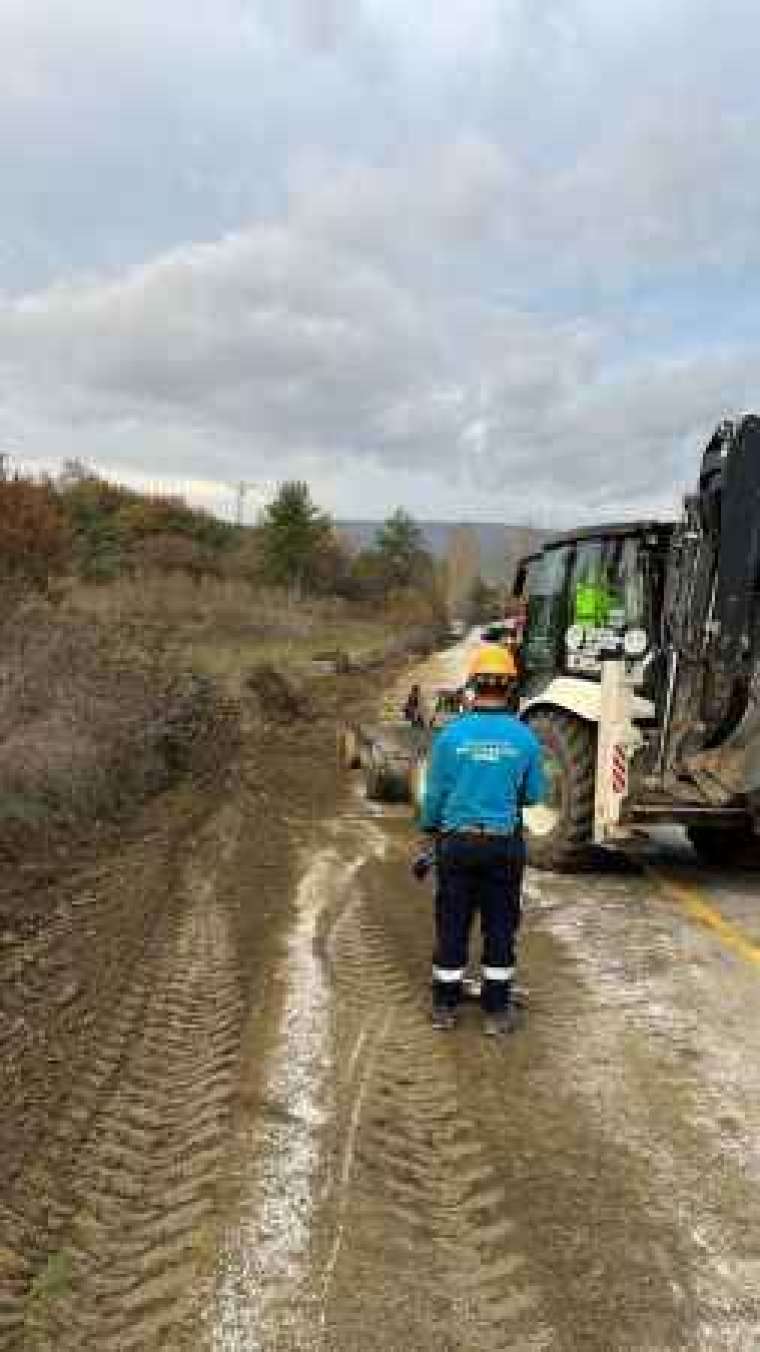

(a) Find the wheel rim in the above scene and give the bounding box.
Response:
[524,750,563,838]
[524,803,559,836]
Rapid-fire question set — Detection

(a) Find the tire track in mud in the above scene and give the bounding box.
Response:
[211,801,550,1352]
[317,876,551,1351]
[211,815,389,1352]
[0,801,243,1351]
[1,836,186,1345]
[1,845,177,1199]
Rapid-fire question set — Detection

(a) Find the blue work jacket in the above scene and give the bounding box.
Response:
[419,711,545,835]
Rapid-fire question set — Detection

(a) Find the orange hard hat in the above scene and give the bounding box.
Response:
[467,644,518,683]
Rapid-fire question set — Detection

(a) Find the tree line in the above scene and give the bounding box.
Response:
[0,464,504,622]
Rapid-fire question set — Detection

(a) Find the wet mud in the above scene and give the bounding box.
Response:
[2,655,760,1350]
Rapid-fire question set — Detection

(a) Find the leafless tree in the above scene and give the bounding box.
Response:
[445,526,481,617]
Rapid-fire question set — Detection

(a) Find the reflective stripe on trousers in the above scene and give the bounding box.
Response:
[432,965,466,983]
[481,965,515,982]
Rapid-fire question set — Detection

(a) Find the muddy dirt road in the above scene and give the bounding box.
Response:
[2,648,760,1350]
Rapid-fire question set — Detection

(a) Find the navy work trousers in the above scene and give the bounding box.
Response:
[432,835,524,1014]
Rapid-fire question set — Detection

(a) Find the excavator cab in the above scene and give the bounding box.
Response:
[508,525,672,868]
[513,523,672,700]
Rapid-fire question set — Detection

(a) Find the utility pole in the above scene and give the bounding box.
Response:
[232,480,254,526]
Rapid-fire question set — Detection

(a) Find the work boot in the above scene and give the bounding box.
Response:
[483,1008,517,1037]
[466,977,529,1007]
[431,1007,457,1031]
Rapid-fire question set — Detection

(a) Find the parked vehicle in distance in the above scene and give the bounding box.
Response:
[480,618,522,646]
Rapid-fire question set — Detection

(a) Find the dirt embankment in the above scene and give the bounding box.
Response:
[0,603,238,887]
[0,654,388,1350]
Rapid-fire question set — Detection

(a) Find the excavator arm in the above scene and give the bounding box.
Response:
[660,416,760,817]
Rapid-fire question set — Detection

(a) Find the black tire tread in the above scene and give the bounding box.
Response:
[523,711,595,871]
[364,760,410,804]
[686,822,760,870]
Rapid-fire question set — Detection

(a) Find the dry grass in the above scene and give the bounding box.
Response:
[0,547,445,868]
[0,572,438,850]
[64,573,412,695]
[65,574,345,636]
[0,600,237,844]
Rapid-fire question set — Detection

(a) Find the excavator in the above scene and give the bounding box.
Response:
[514,414,760,867]
[342,415,760,871]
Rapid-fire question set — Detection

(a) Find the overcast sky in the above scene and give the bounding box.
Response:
[1,0,759,524]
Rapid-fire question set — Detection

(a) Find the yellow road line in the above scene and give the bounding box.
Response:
[649,870,760,967]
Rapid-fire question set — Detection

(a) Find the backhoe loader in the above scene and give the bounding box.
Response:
[343,416,760,871]
[513,415,760,867]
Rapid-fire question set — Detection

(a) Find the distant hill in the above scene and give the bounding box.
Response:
[337,521,550,585]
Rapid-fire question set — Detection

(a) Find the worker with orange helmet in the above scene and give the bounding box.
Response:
[419,644,545,1035]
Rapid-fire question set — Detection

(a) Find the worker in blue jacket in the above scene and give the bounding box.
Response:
[419,644,545,1035]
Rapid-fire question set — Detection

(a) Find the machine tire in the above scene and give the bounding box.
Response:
[363,763,386,800]
[364,754,410,803]
[686,822,760,869]
[522,711,595,870]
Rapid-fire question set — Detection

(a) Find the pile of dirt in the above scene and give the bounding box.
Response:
[244,662,313,722]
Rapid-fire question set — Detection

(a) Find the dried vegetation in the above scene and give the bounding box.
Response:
[0,600,238,855]
[0,471,440,859]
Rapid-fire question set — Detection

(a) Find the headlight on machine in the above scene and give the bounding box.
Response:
[623,627,648,660]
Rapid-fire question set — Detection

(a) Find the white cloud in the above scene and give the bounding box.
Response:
[2,0,760,521]
[266,0,363,50]
[288,135,512,264]
[3,203,757,525]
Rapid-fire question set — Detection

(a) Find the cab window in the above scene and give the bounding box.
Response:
[521,545,572,671]
[570,537,646,629]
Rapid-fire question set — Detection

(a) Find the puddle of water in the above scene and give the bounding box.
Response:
[212,818,385,1351]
